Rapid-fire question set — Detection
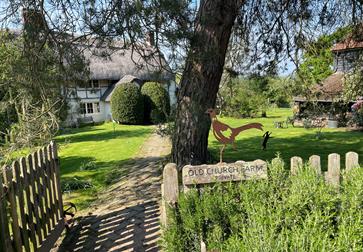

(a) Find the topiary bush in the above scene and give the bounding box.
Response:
[141,82,170,124]
[111,83,144,124]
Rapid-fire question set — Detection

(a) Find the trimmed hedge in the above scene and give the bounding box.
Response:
[111,83,144,124]
[141,82,170,124]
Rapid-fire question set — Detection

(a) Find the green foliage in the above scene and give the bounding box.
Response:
[264,77,294,107]
[218,76,290,118]
[295,27,351,91]
[111,83,144,125]
[162,159,363,251]
[61,177,93,192]
[343,69,363,101]
[79,161,97,171]
[218,78,264,118]
[141,81,170,124]
[351,106,363,126]
[0,29,87,149]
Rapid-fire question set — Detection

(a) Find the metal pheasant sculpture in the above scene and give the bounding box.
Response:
[206,108,263,163]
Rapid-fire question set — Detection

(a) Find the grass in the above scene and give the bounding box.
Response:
[56,122,153,209]
[208,108,363,169]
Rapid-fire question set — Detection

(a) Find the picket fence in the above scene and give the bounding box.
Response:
[0,141,64,252]
[161,152,360,252]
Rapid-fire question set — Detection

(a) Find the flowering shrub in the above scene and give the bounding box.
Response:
[351,98,363,126]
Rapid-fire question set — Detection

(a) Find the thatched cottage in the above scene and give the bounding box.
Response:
[17,9,177,125]
[293,36,362,116]
[65,42,177,125]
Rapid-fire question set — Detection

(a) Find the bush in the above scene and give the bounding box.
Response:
[162,159,363,251]
[79,161,97,171]
[111,83,144,124]
[141,82,170,124]
[61,177,93,192]
[218,78,269,118]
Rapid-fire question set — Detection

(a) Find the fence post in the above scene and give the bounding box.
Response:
[3,164,23,252]
[309,155,321,175]
[0,166,12,252]
[290,156,303,175]
[13,160,31,252]
[201,240,207,252]
[161,163,178,227]
[345,152,359,171]
[21,156,37,251]
[326,153,340,186]
[50,141,64,221]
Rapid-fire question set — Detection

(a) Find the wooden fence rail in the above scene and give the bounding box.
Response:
[161,152,360,252]
[0,141,64,252]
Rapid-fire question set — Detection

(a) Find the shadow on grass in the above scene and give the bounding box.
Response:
[209,131,363,170]
[57,128,152,144]
[60,154,166,210]
[58,200,160,252]
[58,155,165,251]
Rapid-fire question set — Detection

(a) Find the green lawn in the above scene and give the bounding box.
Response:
[56,123,153,209]
[208,108,363,169]
[55,108,362,208]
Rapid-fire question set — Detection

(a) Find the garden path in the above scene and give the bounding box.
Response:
[55,133,171,252]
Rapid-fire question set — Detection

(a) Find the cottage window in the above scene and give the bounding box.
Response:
[88,80,100,88]
[87,103,93,114]
[80,102,100,114]
[80,103,86,114]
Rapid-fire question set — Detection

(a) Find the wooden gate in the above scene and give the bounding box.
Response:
[0,141,64,252]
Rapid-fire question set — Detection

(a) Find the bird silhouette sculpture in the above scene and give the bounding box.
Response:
[206,108,263,163]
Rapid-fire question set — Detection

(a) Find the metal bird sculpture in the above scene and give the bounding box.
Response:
[206,108,263,163]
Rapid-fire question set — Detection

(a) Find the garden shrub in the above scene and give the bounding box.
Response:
[218,78,269,118]
[111,83,144,124]
[79,161,97,171]
[61,177,93,192]
[162,159,363,251]
[352,98,363,126]
[141,82,170,124]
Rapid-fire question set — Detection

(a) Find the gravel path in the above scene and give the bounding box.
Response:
[55,133,171,252]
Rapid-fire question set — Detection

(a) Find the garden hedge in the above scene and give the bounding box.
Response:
[111,83,144,124]
[141,82,170,124]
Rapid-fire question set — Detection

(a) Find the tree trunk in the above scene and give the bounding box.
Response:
[172,0,242,168]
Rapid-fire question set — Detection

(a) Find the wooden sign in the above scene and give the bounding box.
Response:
[182,159,268,185]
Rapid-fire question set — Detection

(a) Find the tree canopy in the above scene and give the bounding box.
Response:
[1,0,363,166]
[296,26,351,89]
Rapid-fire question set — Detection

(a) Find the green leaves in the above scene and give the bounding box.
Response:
[111,83,144,125]
[162,159,363,251]
[296,26,351,89]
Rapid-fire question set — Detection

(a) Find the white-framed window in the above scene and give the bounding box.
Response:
[80,102,100,114]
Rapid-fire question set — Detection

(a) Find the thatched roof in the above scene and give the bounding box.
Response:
[117,74,141,84]
[332,40,363,52]
[3,28,174,82]
[293,72,345,102]
[83,44,174,82]
[101,75,142,102]
[315,72,344,98]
